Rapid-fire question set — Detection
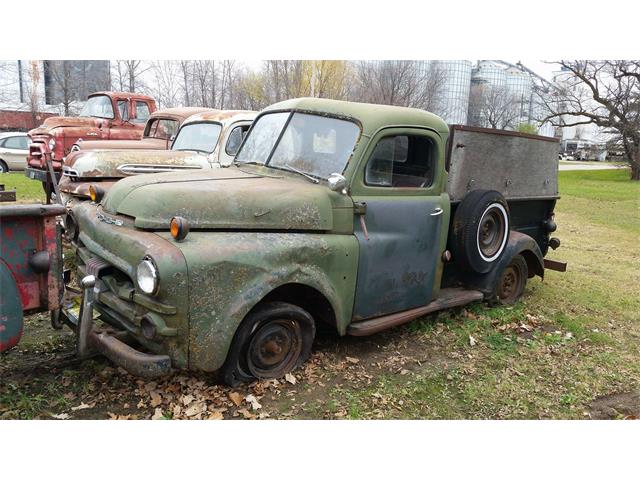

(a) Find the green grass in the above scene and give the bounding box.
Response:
[0,172,45,203]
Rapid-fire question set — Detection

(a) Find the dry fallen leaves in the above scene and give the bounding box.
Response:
[51,413,70,420]
[245,394,262,410]
[151,408,164,420]
[228,391,243,407]
[285,373,297,385]
[71,402,94,411]
[469,335,477,347]
[150,391,163,408]
[345,356,360,364]
[184,401,207,417]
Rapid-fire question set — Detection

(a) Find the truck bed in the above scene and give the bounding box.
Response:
[446,125,560,202]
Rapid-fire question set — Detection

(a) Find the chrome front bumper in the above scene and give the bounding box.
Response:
[66,275,171,378]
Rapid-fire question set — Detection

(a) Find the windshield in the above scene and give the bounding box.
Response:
[80,95,114,119]
[171,122,222,154]
[236,112,360,180]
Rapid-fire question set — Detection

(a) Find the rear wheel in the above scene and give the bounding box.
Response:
[496,254,528,304]
[221,301,316,386]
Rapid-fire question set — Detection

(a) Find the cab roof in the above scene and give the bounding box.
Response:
[150,107,213,122]
[182,110,257,126]
[89,91,156,102]
[263,97,449,137]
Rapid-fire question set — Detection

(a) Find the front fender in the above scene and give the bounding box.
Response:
[465,230,544,297]
[169,231,359,372]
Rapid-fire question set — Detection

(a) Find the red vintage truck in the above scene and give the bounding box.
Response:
[25,91,157,201]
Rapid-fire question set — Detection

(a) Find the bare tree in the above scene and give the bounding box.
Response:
[351,61,448,114]
[149,61,183,108]
[538,60,640,180]
[24,61,43,128]
[47,60,77,116]
[111,60,149,92]
[468,83,521,130]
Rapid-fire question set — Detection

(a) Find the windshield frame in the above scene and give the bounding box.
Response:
[234,109,363,181]
[80,94,115,120]
[170,120,223,154]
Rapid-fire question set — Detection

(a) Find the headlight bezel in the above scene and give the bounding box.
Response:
[136,256,159,295]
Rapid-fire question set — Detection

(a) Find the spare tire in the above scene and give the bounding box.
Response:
[451,189,510,274]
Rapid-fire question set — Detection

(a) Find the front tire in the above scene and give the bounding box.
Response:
[496,254,528,305]
[0,160,8,173]
[221,301,316,386]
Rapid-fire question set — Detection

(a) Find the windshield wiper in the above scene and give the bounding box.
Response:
[278,164,319,184]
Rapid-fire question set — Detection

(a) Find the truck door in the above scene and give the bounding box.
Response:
[351,128,449,321]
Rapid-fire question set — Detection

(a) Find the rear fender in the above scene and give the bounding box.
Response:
[464,230,544,297]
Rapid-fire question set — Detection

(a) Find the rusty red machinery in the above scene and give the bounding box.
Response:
[0,199,65,353]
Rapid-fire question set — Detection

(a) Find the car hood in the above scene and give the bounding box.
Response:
[64,149,210,178]
[29,116,103,136]
[77,138,168,151]
[101,166,351,231]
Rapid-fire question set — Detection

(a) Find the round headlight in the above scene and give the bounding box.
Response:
[136,258,158,295]
[48,138,56,151]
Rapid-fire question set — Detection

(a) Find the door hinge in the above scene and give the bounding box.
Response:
[353,201,367,215]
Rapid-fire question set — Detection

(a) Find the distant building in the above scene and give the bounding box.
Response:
[0,60,110,130]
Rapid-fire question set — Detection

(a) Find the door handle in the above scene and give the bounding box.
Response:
[430,207,443,216]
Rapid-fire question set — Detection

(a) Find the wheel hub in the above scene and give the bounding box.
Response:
[247,319,302,378]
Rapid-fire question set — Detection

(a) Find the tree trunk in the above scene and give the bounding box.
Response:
[630,150,640,181]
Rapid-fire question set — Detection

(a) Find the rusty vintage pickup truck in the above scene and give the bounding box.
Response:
[25,91,157,200]
[66,98,565,384]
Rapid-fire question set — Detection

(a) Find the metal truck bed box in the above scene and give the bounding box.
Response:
[445,125,560,202]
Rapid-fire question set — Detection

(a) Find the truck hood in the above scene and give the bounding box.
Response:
[29,116,104,136]
[65,149,210,178]
[77,138,168,151]
[102,166,351,231]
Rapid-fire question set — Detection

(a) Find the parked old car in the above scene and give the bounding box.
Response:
[0,132,30,172]
[25,91,157,200]
[58,110,256,210]
[69,107,212,153]
[66,98,564,384]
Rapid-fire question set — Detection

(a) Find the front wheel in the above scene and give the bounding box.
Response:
[220,301,316,386]
[496,254,528,305]
[0,160,8,173]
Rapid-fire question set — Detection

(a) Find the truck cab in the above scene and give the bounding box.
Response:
[66,98,563,384]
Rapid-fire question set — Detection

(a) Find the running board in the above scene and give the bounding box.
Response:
[347,288,484,336]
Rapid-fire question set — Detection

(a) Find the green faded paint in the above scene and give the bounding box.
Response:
[154,231,358,371]
[72,98,455,374]
[101,167,354,231]
[73,202,191,367]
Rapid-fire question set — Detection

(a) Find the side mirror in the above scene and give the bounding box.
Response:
[169,135,176,142]
[327,173,348,194]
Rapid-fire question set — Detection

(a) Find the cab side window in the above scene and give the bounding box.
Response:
[365,135,435,188]
[134,101,151,124]
[225,125,251,156]
[117,100,129,121]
